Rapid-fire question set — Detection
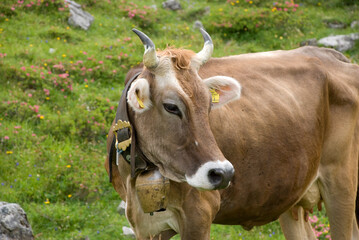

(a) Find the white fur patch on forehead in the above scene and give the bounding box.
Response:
[153,56,187,96]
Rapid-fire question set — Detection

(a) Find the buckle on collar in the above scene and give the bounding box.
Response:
[113,120,132,165]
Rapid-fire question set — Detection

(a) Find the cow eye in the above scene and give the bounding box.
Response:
[163,103,182,118]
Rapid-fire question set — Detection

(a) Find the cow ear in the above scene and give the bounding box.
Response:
[127,78,152,112]
[203,76,242,109]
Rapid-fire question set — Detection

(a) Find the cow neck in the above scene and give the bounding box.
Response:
[109,71,151,182]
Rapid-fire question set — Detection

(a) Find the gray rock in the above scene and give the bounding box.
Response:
[204,6,210,15]
[300,38,317,47]
[162,0,182,11]
[351,21,359,29]
[193,20,204,30]
[67,0,94,30]
[318,33,359,52]
[122,226,135,238]
[327,22,346,29]
[0,202,34,240]
[117,200,126,216]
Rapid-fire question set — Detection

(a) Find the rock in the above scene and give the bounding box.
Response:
[318,33,359,52]
[204,6,210,15]
[0,202,34,240]
[117,200,126,216]
[150,4,157,11]
[66,0,94,30]
[351,21,359,29]
[122,226,135,238]
[327,22,346,29]
[193,20,204,30]
[49,48,56,54]
[162,0,182,11]
[300,38,317,47]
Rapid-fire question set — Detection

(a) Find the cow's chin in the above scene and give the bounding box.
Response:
[156,166,187,183]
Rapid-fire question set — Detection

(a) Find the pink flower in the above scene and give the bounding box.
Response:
[4,136,9,140]
[87,68,93,72]
[28,93,32,97]
[98,61,103,64]
[14,126,21,129]
[58,73,69,78]
[33,105,39,113]
[21,66,26,71]
[83,51,87,55]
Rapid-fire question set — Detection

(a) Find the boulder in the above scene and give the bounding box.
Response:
[162,0,182,11]
[300,38,318,47]
[0,202,34,240]
[66,0,94,30]
[351,21,359,29]
[318,33,359,52]
[122,226,135,238]
[117,200,126,216]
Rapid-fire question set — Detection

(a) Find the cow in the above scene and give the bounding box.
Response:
[105,28,359,240]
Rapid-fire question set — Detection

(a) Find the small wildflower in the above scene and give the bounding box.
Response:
[68,194,72,198]
[66,165,71,168]
[4,136,9,140]
[44,199,50,204]
[62,54,66,58]
[6,151,13,154]
[85,85,88,88]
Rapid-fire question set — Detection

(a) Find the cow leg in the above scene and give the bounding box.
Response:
[176,188,221,240]
[318,148,358,239]
[279,206,316,240]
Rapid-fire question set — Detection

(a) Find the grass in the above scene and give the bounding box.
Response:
[0,0,357,239]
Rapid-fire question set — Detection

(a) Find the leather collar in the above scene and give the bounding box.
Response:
[108,72,150,182]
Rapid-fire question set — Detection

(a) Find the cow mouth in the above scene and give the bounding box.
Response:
[185,160,235,190]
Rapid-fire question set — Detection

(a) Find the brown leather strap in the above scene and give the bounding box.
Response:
[109,71,149,182]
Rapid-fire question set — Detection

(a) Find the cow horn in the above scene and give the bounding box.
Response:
[195,28,213,65]
[132,28,159,69]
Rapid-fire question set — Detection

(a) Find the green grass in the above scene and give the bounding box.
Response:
[0,0,357,239]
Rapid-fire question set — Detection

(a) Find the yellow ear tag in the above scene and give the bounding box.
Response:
[136,94,145,109]
[210,89,220,103]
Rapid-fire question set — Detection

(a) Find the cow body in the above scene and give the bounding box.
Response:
[106,41,359,239]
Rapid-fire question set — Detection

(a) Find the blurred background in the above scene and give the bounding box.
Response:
[0,0,358,239]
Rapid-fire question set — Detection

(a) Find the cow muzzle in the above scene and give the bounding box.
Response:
[185,160,234,190]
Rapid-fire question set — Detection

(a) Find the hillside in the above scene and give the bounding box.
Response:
[0,0,358,239]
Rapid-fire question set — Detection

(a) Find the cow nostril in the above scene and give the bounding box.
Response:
[208,168,224,186]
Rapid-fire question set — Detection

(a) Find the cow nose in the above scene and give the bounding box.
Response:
[208,167,234,189]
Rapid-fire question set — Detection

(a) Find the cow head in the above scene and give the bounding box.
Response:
[127,29,241,190]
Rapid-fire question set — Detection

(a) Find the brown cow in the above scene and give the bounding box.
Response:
[105,28,359,240]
